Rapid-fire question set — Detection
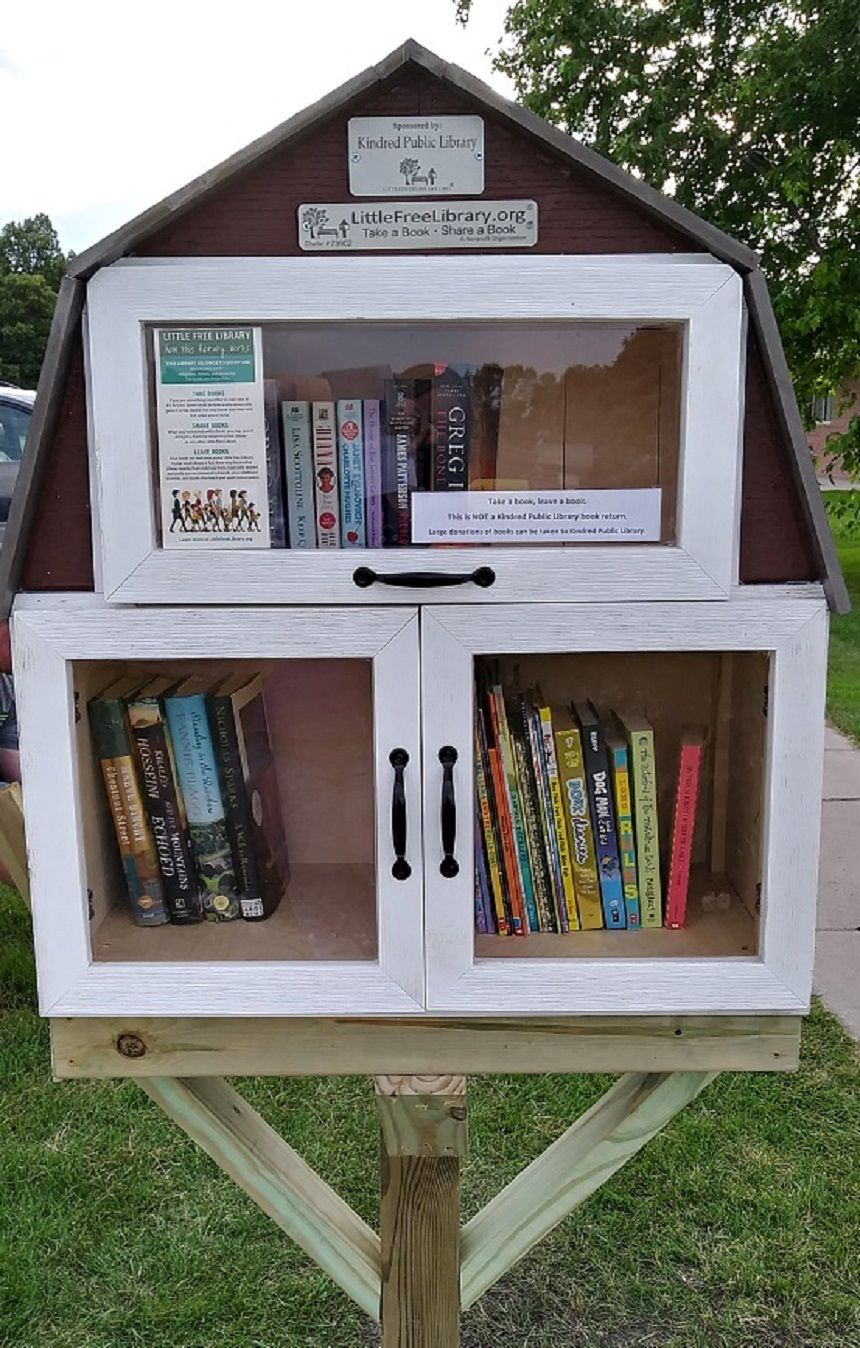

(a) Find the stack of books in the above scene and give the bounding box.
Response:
[89,671,290,928]
[474,679,704,935]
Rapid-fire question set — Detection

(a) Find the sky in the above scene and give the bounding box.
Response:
[0,0,516,256]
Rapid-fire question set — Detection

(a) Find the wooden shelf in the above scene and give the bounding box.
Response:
[475,875,757,960]
[92,863,377,963]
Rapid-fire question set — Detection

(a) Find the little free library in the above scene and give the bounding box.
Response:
[2,39,847,1348]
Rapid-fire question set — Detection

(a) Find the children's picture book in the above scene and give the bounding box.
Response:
[616,711,662,928]
[605,724,641,929]
[281,400,316,548]
[665,728,706,929]
[337,398,367,547]
[554,721,604,930]
[474,718,509,935]
[574,701,626,929]
[537,699,581,932]
[311,401,340,547]
[88,687,168,927]
[155,326,271,549]
[489,685,538,933]
[163,690,242,922]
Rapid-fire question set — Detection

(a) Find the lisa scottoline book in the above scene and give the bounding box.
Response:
[311,401,340,547]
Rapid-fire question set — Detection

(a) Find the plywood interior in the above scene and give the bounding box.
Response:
[477,649,767,958]
[73,658,377,963]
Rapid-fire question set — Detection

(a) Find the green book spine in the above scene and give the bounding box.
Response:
[627,726,662,928]
[88,699,168,927]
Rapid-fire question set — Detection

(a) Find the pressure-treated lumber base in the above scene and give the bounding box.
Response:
[137,1069,714,1346]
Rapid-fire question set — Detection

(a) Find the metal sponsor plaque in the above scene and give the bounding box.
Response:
[298,200,538,251]
[348,115,484,195]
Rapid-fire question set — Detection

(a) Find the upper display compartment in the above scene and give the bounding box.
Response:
[86,255,745,605]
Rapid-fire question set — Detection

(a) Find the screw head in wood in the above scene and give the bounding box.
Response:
[115,1032,146,1059]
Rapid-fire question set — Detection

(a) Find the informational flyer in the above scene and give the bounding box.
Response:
[410,489,662,544]
[154,327,270,548]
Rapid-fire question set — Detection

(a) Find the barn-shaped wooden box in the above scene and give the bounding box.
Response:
[4,42,846,1073]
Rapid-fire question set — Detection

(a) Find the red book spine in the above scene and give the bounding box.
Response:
[665,739,704,929]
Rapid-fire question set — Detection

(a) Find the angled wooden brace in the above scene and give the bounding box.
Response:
[460,1070,716,1309]
[141,1076,381,1320]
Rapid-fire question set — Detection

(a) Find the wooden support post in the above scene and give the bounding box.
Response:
[0,782,30,907]
[375,1075,467,1348]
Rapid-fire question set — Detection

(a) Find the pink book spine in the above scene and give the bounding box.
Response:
[665,740,703,929]
[363,399,383,548]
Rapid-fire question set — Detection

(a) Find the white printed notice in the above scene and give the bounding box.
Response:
[155,326,270,548]
[410,489,662,544]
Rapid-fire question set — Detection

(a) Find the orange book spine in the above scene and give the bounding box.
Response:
[488,744,525,935]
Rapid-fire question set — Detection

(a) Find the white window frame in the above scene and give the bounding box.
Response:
[421,591,827,1017]
[86,255,745,606]
[13,601,425,1018]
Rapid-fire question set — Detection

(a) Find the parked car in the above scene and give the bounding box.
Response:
[0,386,35,524]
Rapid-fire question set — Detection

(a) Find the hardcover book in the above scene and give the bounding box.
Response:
[311,401,340,547]
[281,400,315,548]
[431,364,471,491]
[606,727,641,929]
[126,692,203,924]
[383,379,418,546]
[263,379,287,547]
[208,676,285,920]
[616,711,662,928]
[363,398,384,548]
[88,694,168,926]
[554,723,604,930]
[574,701,626,929]
[163,692,241,922]
[665,729,705,929]
[337,398,367,547]
[230,674,291,918]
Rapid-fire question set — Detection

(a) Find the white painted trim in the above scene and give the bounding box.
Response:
[422,596,826,1016]
[86,255,744,606]
[13,603,425,1018]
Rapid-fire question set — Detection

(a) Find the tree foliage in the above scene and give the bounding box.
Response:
[0,214,68,387]
[456,0,860,477]
[0,273,57,388]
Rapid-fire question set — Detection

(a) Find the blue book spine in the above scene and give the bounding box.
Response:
[163,694,241,921]
[474,818,491,934]
[337,399,367,546]
[609,740,641,929]
[576,705,626,929]
[281,401,315,548]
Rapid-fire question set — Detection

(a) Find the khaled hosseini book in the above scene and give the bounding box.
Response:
[126,679,203,925]
[574,701,626,929]
[88,678,168,927]
[616,711,662,928]
[665,728,706,929]
[163,687,242,922]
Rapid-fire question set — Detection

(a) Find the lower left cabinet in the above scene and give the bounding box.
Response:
[14,602,425,1016]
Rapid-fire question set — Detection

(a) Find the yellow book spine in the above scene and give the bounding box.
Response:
[539,707,581,931]
[474,726,508,935]
[555,727,604,930]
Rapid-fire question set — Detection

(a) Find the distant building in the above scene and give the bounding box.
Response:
[809,378,859,486]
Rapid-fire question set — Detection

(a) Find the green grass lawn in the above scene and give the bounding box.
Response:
[825,494,860,743]
[1,887,858,1348]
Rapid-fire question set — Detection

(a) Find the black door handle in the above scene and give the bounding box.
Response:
[439,745,459,878]
[353,566,495,590]
[389,749,411,881]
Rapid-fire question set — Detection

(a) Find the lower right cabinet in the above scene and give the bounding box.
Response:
[421,591,828,1017]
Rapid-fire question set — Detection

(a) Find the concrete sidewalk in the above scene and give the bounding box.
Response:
[814,725,860,1038]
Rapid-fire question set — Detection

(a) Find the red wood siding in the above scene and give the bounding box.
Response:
[20,61,819,591]
[20,331,93,591]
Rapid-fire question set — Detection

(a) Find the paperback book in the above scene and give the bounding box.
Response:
[311,401,340,547]
[574,701,626,929]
